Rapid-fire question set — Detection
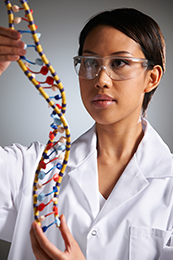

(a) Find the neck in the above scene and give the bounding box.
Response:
[96,117,144,161]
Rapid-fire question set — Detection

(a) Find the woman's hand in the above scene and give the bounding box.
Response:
[30,215,86,260]
[0,26,26,75]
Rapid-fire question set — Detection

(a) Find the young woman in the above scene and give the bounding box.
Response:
[0,8,172,260]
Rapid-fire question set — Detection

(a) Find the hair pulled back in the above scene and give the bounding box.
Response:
[78,8,166,116]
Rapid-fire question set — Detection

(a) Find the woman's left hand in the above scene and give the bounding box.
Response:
[30,214,86,260]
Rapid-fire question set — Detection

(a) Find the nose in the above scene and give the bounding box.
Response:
[94,66,112,89]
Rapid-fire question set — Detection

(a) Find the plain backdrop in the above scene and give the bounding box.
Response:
[0,0,172,259]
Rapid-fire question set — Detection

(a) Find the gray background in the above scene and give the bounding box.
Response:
[0,0,172,259]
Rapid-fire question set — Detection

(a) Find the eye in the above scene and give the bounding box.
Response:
[111,58,130,68]
[83,58,98,68]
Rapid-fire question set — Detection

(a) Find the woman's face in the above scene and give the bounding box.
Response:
[79,25,151,127]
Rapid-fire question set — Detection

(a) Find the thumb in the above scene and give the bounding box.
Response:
[59,215,74,247]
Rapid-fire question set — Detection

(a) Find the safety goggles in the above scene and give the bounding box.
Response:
[73,55,150,81]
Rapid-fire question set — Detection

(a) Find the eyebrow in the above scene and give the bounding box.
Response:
[82,50,133,56]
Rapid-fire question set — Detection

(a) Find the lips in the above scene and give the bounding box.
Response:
[92,94,116,108]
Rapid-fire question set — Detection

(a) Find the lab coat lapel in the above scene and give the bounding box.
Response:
[96,155,149,221]
[68,152,100,219]
[67,125,100,219]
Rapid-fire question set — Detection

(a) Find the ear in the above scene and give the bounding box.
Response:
[144,65,163,93]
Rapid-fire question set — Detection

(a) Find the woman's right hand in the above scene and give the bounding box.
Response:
[0,26,26,75]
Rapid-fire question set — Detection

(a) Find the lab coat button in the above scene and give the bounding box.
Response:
[91,230,97,236]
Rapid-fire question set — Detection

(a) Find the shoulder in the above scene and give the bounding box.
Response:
[0,141,45,181]
[0,141,45,162]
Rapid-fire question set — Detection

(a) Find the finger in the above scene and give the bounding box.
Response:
[0,54,20,62]
[0,45,26,56]
[0,45,26,63]
[0,35,25,48]
[0,27,21,40]
[0,28,26,62]
[59,215,86,260]
[59,215,75,248]
[0,34,26,63]
[31,221,65,259]
[30,222,52,260]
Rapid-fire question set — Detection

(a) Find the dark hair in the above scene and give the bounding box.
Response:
[78,8,166,116]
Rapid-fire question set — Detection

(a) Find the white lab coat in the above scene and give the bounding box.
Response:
[0,119,173,260]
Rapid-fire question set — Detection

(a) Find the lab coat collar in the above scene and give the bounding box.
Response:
[136,118,173,178]
[67,125,97,169]
[66,119,173,219]
[67,119,173,178]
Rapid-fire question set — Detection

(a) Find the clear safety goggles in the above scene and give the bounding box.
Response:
[73,55,150,81]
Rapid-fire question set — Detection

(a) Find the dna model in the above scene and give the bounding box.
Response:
[4,0,71,232]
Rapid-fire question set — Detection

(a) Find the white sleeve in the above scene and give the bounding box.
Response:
[0,142,44,242]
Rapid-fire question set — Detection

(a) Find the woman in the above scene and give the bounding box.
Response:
[0,8,172,260]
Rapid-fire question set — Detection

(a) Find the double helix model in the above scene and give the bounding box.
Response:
[4,0,71,232]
